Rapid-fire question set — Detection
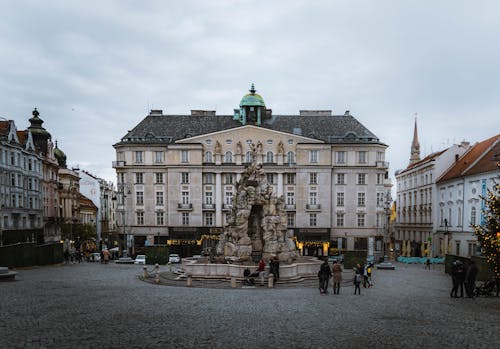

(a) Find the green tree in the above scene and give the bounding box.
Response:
[474,180,500,278]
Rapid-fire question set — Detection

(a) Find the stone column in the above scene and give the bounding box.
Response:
[277,173,283,197]
[215,173,222,226]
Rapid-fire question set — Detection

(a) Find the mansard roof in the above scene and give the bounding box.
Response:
[114,112,384,146]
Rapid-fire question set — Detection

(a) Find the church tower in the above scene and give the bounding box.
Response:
[409,116,421,165]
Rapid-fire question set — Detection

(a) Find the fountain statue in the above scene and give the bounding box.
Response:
[216,143,298,263]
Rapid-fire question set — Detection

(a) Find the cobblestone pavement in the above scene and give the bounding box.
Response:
[1,262,498,349]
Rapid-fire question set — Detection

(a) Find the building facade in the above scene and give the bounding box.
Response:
[113,86,389,257]
[0,119,44,245]
[436,135,500,257]
[394,119,471,257]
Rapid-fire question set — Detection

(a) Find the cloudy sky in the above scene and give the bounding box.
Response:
[1,1,499,185]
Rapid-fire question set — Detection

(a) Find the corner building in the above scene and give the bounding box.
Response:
[113,86,389,257]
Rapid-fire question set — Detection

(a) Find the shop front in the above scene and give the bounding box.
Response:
[168,228,202,257]
[295,228,330,257]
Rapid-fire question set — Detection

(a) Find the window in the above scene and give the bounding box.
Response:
[309,213,317,226]
[286,173,295,185]
[155,151,164,163]
[224,174,234,184]
[455,241,460,256]
[245,151,252,163]
[470,207,476,225]
[377,192,384,207]
[309,192,317,205]
[137,212,144,225]
[309,173,317,185]
[357,151,367,164]
[357,192,366,207]
[181,150,189,163]
[458,207,462,226]
[156,212,164,225]
[287,192,295,205]
[224,151,233,163]
[336,212,344,227]
[182,213,189,225]
[266,151,274,163]
[337,173,345,185]
[155,173,163,184]
[181,172,189,184]
[225,191,233,205]
[377,173,383,185]
[310,150,318,163]
[266,173,275,184]
[135,151,144,163]
[287,213,295,226]
[181,191,190,205]
[205,151,213,163]
[357,173,366,185]
[135,173,143,184]
[205,191,213,205]
[136,191,144,205]
[204,212,214,226]
[376,151,384,161]
[357,213,365,227]
[336,151,346,164]
[156,192,164,206]
[203,173,214,184]
[337,192,344,207]
[287,151,295,165]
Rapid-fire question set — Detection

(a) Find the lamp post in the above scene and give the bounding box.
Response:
[444,218,449,256]
[114,183,129,257]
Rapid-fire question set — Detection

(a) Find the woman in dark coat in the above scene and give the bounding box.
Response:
[318,260,332,294]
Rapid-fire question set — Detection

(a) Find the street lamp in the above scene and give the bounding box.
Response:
[114,183,130,257]
[444,218,449,256]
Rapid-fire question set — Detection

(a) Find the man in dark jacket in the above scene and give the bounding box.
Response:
[450,261,459,298]
[465,261,478,298]
[318,259,332,294]
[455,261,466,297]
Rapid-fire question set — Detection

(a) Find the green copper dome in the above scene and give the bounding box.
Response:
[239,83,265,107]
[54,140,67,168]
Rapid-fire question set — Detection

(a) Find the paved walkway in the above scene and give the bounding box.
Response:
[1,262,498,348]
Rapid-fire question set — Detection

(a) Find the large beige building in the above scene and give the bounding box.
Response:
[113,86,390,257]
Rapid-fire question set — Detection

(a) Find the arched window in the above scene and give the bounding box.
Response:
[245,151,252,163]
[205,151,213,163]
[470,207,476,225]
[287,151,295,165]
[266,151,274,163]
[225,151,233,163]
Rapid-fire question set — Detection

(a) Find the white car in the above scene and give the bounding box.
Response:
[169,254,181,263]
[134,255,146,265]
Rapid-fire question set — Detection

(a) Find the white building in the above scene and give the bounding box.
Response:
[436,134,500,257]
[113,85,390,257]
[394,119,470,256]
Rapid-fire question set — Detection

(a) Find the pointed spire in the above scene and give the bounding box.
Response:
[249,83,256,94]
[409,113,421,165]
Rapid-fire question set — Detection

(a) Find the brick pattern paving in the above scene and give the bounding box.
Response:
[1,262,498,348]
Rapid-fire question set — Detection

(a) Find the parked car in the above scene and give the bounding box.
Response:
[169,253,181,263]
[91,253,101,263]
[134,255,146,265]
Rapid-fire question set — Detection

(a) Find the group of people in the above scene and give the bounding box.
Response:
[450,260,478,298]
[250,257,280,286]
[317,259,373,295]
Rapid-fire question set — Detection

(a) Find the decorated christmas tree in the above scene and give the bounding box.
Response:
[473,178,500,279]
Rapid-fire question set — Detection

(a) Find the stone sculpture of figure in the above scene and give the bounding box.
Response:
[277,141,284,155]
[215,140,222,154]
[256,141,263,154]
[236,141,242,155]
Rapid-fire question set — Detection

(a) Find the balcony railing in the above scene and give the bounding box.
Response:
[376,161,389,168]
[305,204,321,211]
[222,204,232,211]
[285,204,296,211]
[202,203,216,210]
[177,203,193,211]
[112,161,126,168]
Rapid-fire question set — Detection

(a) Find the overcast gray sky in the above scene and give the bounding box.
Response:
[1,1,499,185]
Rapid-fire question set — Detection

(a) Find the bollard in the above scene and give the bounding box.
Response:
[230,276,237,288]
[186,275,193,287]
[143,266,148,279]
[154,263,160,283]
[268,273,274,288]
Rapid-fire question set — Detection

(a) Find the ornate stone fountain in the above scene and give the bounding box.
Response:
[215,143,298,263]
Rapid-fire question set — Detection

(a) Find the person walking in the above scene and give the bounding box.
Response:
[425,258,431,270]
[331,260,342,294]
[465,260,478,298]
[353,266,362,295]
[450,261,459,298]
[318,259,332,294]
[269,257,280,283]
[456,261,466,297]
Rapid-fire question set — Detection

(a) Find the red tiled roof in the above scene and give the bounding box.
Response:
[0,121,10,135]
[437,134,500,183]
[400,149,447,174]
[16,130,27,145]
[78,193,98,211]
